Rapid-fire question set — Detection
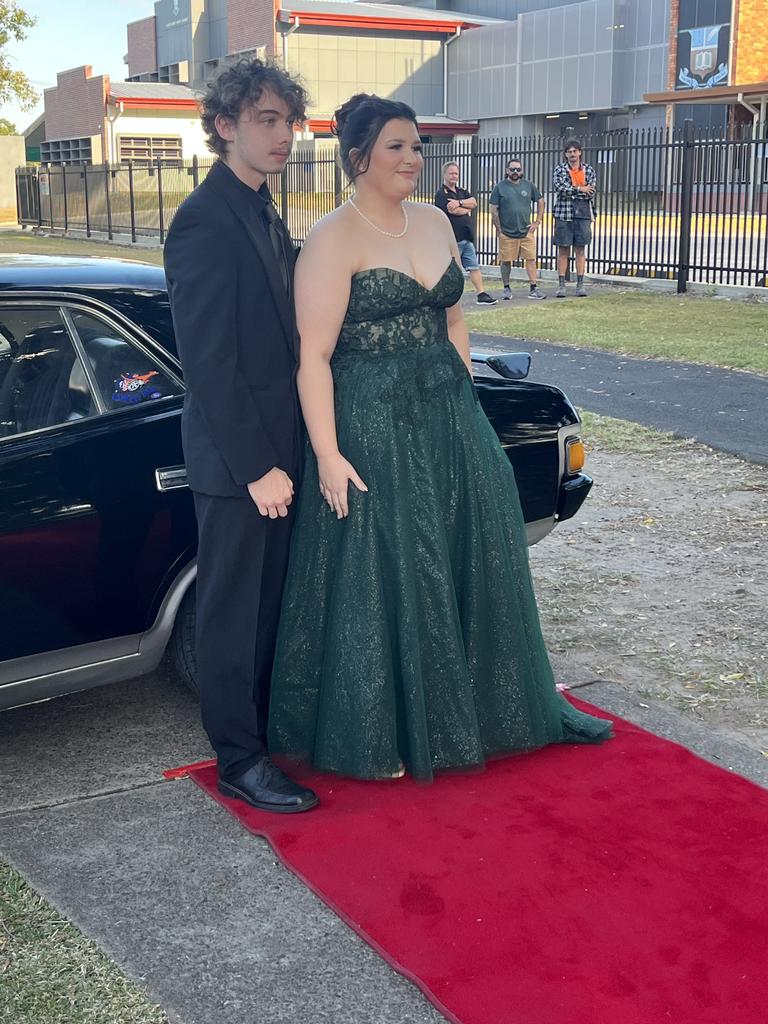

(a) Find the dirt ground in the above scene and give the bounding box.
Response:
[530,413,768,753]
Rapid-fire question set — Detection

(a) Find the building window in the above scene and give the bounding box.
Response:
[40,137,93,165]
[118,136,183,165]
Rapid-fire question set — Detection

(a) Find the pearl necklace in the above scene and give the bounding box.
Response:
[348,197,409,238]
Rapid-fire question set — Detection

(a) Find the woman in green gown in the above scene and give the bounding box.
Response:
[268,95,612,781]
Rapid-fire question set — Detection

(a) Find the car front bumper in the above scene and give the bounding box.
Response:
[556,472,593,522]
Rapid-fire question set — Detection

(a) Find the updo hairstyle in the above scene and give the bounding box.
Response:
[332,94,419,181]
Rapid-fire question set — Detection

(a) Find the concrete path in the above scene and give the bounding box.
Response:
[1,665,766,1024]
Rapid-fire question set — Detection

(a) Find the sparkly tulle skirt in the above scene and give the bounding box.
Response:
[267,262,612,780]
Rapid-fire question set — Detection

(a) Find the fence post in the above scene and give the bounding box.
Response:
[34,166,42,228]
[280,165,289,220]
[104,162,113,240]
[14,169,21,226]
[128,160,136,243]
[61,164,68,232]
[333,147,342,208]
[83,165,91,237]
[469,132,479,213]
[157,157,165,243]
[192,153,199,189]
[469,133,480,257]
[47,163,54,230]
[677,118,695,294]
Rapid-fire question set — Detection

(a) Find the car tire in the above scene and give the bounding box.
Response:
[170,583,199,696]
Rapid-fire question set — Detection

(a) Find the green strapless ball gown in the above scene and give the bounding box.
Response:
[268,260,612,780]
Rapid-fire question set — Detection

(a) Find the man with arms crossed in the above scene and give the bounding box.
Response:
[164,60,318,814]
[490,158,546,300]
[435,161,497,304]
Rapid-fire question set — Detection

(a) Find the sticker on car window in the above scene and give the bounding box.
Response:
[112,371,163,405]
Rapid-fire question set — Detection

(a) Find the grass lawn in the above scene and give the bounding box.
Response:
[577,409,682,454]
[0,230,163,267]
[3,232,767,374]
[0,862,167,1024]
[467,290,768,375]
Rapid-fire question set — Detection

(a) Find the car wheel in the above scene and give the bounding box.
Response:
[170,583,198,695]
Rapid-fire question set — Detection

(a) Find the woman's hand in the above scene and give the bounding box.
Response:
[318,453,368,518]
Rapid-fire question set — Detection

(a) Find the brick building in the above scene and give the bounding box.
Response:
[123,0,496,139]
[39,0,767,166]
[645,0,767,133]
[41,67,208,165]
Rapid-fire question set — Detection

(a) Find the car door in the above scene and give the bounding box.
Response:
[0,297,196,669]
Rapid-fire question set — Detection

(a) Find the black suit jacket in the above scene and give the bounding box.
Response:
[164,160,300,497]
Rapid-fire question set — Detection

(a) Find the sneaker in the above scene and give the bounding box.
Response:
[475,291,498,305]
[576,284,587,297]
[555,284,566,298]
[527,287,546,300]
[503,286,512,300]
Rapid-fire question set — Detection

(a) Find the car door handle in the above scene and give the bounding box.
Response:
[155,466,188,492]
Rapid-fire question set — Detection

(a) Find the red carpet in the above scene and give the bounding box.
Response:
[167,697,768,1024]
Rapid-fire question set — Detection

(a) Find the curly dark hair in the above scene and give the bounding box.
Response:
[201,58,309,158]
[332,93,418,181]
[563,137,583,155]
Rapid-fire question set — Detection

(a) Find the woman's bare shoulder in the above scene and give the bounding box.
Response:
[407,202,455,248]
[406,200,445,222]
[407,200,453,233]
[299,206,357,257]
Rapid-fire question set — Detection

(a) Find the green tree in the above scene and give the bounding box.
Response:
[0,117,18,134]
[0,1,37,111]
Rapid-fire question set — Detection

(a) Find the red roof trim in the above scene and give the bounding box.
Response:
[306,118,477,136]
[110,96,200,110]
[419,121,478,136]
[281,10,472,33]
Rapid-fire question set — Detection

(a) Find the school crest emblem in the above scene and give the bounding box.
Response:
[678,25,729,90]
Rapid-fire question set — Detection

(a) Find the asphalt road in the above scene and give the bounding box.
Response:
[471,331,768,465]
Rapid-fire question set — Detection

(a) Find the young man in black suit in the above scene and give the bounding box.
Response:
[164,60,318,813]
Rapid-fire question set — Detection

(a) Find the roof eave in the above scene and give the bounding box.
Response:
[644,81,768,105]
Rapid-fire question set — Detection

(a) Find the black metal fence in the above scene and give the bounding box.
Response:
[16,121,768,292]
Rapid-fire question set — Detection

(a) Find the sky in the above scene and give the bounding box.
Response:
[2,0,155,132]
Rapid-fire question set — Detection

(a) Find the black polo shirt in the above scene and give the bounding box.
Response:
[434,185,475,244]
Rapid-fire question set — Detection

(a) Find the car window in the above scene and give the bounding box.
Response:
[0,307,98,439]
[68,310,182,411]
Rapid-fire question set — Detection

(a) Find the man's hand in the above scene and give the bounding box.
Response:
[247,467,294,519]
[578,184,596,197]
[528,221,541,235]
[446,199,462,213]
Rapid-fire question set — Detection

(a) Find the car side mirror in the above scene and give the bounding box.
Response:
[485,352,532,380]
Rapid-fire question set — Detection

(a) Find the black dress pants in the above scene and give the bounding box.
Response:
[193,491,294,782]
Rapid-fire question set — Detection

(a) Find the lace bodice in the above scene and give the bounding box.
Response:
[336,260,464,354]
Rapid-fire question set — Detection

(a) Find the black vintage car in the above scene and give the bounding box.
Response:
[0,254,591,711]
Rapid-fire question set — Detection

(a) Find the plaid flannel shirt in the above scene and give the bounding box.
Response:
[552,161,597,221]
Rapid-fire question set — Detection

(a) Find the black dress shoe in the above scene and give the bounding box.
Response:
[218,757,319,814]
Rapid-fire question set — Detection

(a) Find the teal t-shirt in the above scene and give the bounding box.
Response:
[489,179,542,238]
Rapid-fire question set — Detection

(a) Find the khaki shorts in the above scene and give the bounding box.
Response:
[498,233,537,262]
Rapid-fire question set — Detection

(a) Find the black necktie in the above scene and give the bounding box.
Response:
[262,202,291,298]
